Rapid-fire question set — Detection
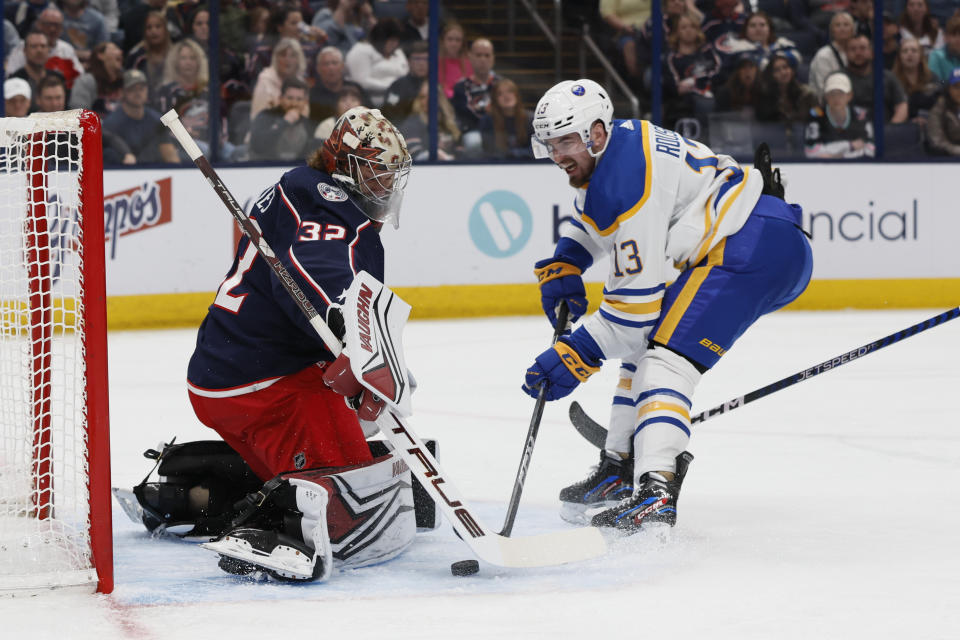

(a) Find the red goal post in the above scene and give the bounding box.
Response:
[0,109,111,594]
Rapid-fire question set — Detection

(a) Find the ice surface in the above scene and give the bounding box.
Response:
[2,310,959,639]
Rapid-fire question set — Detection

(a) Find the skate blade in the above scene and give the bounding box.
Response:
[559,502,589,525]
[560,501,615,526]
[217,555,258,576]
[202,537,318,581]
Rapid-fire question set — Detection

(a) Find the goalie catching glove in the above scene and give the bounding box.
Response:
[523,335,602,401]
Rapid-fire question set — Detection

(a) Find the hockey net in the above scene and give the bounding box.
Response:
[0,110,111,594]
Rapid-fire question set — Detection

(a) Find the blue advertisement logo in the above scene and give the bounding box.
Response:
[468,190,533,258]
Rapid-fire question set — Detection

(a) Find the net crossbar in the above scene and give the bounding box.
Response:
[0,111,110,594]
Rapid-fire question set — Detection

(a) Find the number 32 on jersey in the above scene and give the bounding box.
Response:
[214,221,348,313]
[297,222,346,242]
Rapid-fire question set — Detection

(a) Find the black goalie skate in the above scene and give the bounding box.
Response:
[559,452,634,524]
[591,451,694,533]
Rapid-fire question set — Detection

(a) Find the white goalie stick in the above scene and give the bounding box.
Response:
[161,110,606,569]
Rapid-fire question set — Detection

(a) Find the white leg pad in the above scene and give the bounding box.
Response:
[288,451,416,570]
[289,480,334,581]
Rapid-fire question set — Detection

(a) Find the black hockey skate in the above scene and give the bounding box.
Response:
[590,451,694,533]
[559,452,634,525]
[204,527,327,582]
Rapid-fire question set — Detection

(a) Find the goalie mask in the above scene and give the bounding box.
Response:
[320,106,412,228]
[531,79,614,160]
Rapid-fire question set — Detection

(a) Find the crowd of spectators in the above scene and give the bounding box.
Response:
[0,0,532,164]
[4,0,960,162]
[597,0,960,157]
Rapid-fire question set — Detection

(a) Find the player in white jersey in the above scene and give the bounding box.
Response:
[522,79,813,532]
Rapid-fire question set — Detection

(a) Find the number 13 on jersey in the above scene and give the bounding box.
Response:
[612,239,643,277]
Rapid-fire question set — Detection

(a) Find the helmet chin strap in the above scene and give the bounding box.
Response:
[585,124,611,159]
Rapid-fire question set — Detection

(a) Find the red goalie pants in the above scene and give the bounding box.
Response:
[188,366,373,481]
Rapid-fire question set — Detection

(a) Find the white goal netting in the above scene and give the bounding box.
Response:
[0,112,99,593]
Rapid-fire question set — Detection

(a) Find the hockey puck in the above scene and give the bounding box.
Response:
[450,559,480,576]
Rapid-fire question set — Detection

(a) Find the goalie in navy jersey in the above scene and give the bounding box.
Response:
[187,106,411,479]
[124,107,433,582]
[523,80,813,534]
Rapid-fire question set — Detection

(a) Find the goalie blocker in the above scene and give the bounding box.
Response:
[114,438,440,582]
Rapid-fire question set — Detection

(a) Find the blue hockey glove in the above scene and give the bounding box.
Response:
[534,258,587,327]
[522,339,601,401]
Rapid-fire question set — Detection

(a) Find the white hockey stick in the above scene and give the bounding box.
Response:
[161,110,606,568]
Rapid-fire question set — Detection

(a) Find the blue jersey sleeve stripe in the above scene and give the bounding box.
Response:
[598,307,659,328]
[613,396,634,407]
[633,416,691,437]
[712,167,747,211]
[635,387,692,407]
[684,152,719,173]
[603,284,666,296]
[620,362,637,373]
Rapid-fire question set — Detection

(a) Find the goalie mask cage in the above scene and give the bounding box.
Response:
[0,110,111,594]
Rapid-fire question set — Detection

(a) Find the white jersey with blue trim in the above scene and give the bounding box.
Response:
[563,119,764,360]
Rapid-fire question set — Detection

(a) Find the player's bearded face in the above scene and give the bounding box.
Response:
[546,133,596,187]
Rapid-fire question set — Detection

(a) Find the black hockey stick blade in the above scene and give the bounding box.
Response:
[569,401,607,449]
[568,306,960,448]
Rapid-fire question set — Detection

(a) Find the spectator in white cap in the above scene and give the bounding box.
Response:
[804,71,876,158]
[4,77,32,116]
